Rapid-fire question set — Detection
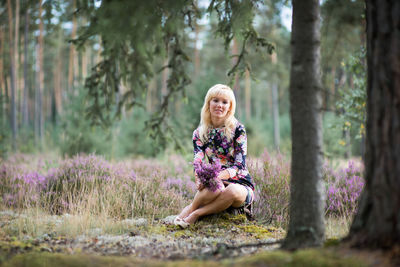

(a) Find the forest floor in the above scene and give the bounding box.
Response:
[0,210,394,266]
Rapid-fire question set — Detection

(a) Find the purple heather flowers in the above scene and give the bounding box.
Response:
[194,160,223,192]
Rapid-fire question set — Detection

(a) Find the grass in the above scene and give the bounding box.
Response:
[0,248,373,267]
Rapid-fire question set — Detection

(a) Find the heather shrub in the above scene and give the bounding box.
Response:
[0,154,193,219]
[0,152,364,227]
[248,149,365,228]
[323,160,364,217]
[248,150,290,227]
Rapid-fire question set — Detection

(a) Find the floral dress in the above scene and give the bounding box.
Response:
[192,122,254,191]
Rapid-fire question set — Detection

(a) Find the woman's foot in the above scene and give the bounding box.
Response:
[183,212,199,225]
[175,217,190,228]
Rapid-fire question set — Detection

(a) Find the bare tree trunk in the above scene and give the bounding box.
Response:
[0,27,5,126]
[194,6,200,79]
[15,0,20,130]
[231,38,241,118]
[282,0,325,249]
[34,45,40,143]
[271,83,280,150]
[54,28,63,119]
[37,0,44,143]
[0,27,4,107]
[271,52,280,150]
[22,7,29,127]
[147,78,156,113]
[161,57,168,102]
[68,0,77,92]
[7,0,17,150]
[346,0,400,249]
[244,68,251,121]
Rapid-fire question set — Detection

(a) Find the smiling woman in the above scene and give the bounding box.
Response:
[174,84,255,228]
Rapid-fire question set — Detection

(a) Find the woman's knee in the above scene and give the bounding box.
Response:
[223,184,247,201]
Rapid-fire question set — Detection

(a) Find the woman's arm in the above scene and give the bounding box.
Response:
[224,124,248,179]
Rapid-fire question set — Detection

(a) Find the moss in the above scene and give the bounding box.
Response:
[1,249,371,267]
[237,224,280,239]
[233,249,369,267]
[1,252,222,267]
[324,238,341,247]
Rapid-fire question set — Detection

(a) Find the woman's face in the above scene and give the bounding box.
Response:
[209,95,230,120]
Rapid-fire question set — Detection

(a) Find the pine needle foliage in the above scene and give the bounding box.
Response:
[74,0,273,148]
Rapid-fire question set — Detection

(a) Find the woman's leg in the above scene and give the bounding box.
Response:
[184,183,248,224]
[177,188,222,219]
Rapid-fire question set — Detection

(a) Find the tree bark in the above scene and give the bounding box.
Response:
[282,0,325,249]
[7,0,17,150]
[346,0,400,248]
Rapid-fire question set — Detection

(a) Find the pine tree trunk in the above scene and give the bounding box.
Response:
[68,0,77,92]
[346,0,400,248]
[282,0,325,249]
[231,38,241,118]
[7,0,17,150]
[194,6,200,79]
[271,52,280,150]
[15,0,20,122]
[0,27,5,126]
[37,0,44,143]
[53,29,63,120]
[271,83,280,150]
[22,7,29,127]
[161,57,168,101]
[245,68,251,121]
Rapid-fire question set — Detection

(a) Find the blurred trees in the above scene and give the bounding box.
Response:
[0,0,365,159]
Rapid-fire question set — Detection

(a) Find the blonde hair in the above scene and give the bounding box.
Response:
[198,84,237,143]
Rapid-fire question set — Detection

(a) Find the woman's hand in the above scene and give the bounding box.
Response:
[217,170,230,186]
[195,173,205,191]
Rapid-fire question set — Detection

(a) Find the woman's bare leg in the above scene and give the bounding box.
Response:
[184,184,248,224]
[177,188,222,219]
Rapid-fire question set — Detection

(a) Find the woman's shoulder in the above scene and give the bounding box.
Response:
[234,121,246,131]
[192,126,202,138]
[233,121,246,138]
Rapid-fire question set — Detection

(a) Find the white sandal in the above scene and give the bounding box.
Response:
[174,216,190,228]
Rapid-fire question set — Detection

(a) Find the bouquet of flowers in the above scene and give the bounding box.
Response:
[194,160,223,192]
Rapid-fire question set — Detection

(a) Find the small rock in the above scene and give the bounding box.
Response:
[122,218,147,226]
[40,247,52,253]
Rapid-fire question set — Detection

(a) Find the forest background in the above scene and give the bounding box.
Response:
[0,0,366,160]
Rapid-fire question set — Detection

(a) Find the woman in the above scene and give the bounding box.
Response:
[174,84,255,228]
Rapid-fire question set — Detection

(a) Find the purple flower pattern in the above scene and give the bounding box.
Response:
[193,122,254,190]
